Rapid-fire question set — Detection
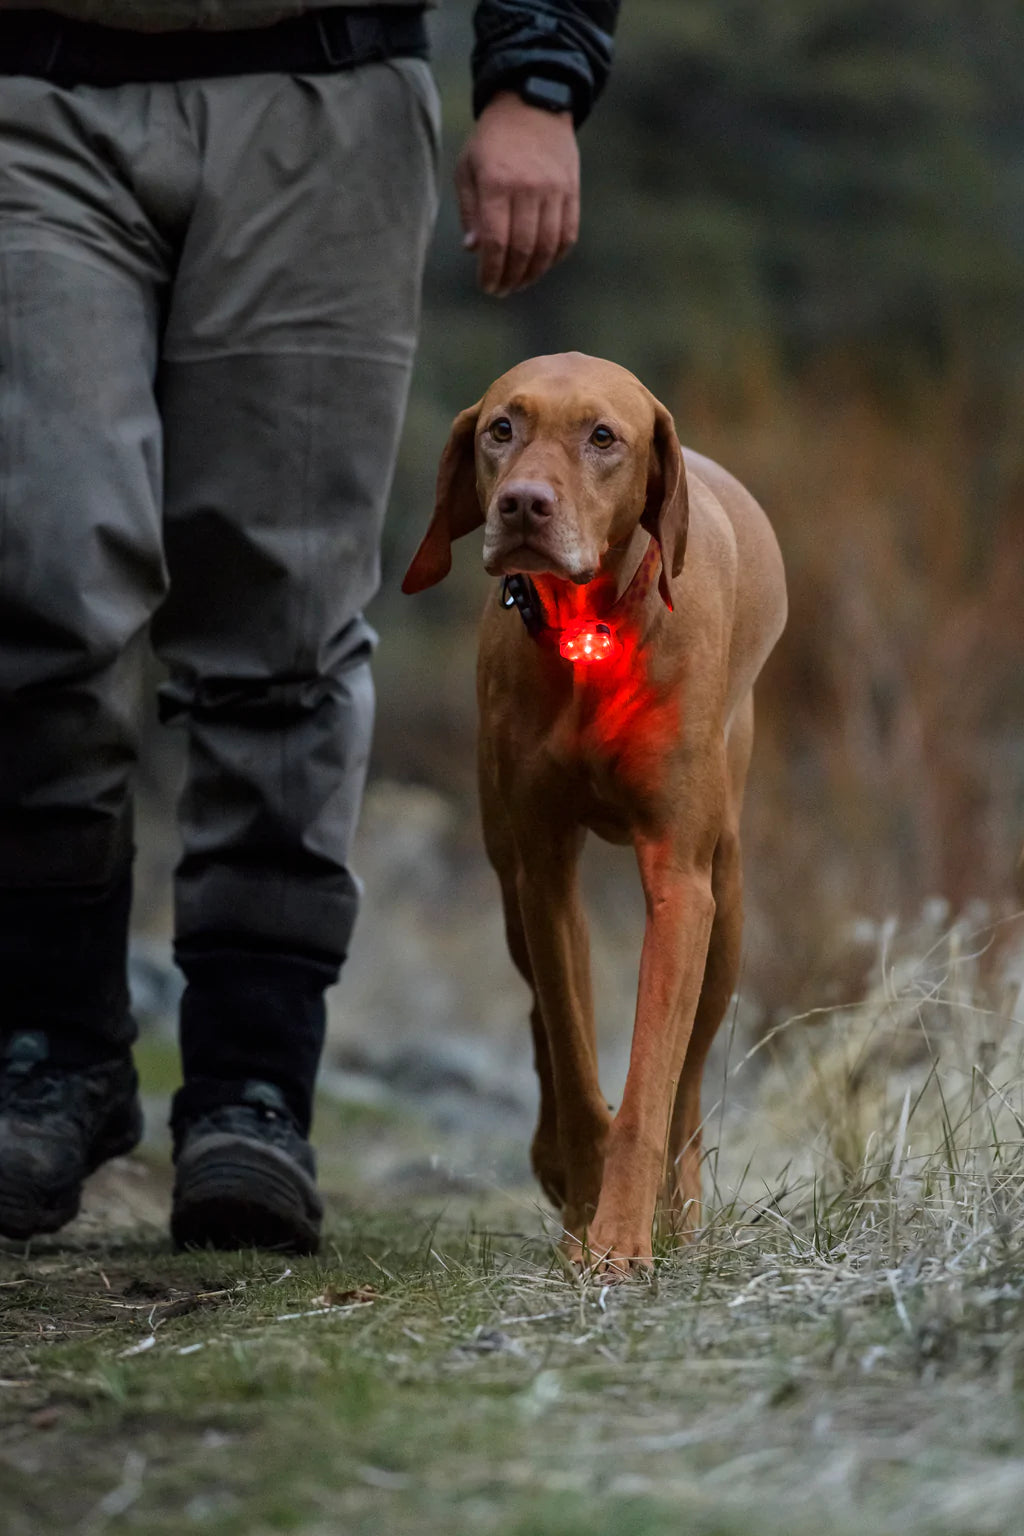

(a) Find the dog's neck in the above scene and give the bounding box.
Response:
[528,524,657,631]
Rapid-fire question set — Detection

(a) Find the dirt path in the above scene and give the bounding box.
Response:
[3,879,1022,1534]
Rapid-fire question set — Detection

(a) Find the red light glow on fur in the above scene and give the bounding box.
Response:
[559,621,620,664]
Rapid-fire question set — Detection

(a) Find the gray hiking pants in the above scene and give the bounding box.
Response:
[0,61,440,959]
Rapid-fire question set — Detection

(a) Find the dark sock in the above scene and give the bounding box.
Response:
[173,935,341,1135]
[0,866,135,1065]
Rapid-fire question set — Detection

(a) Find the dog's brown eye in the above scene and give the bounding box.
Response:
[590,425,616,448]
[489,417,513,442]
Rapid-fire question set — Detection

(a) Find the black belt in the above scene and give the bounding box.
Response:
[0,6,429,86]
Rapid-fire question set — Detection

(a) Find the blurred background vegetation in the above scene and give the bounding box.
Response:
[361,0,1024,1023]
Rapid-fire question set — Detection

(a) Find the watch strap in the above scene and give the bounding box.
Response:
[519,73,575,114]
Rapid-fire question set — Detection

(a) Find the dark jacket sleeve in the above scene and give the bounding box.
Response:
[471,0,621,127]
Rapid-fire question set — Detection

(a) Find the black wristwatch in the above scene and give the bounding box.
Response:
[517,74,575,115]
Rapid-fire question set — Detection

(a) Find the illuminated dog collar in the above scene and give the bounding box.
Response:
[500,579,620,664]
[501,539,660,665]
[502,574,621,662]
[558,621,620,663]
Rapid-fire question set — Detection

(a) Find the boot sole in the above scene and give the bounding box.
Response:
[0,1096,143,1242]
[171,1136,322,1255]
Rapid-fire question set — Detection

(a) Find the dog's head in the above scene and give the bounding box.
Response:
[401,353,687,610]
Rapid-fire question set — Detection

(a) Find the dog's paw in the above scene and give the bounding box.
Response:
[582,1248,654,1285]
[561,1225,654,1284]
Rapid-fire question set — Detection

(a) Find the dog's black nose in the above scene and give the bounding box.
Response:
[497,480,557,524]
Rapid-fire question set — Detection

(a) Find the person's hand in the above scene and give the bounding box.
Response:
[455,91,580,297]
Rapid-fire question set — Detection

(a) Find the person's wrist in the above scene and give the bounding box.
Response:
[474,73,581,125]
[476,88,575,128]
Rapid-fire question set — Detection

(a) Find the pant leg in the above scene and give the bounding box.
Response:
[154,60,441,963]
[0,79,177,1054]
[151,62,440,1118]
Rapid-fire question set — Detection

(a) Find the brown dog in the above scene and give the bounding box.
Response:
[403,353,787,1276]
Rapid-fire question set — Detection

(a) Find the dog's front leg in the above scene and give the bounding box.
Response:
[515,825,612,1253]
[585,829,716,1277]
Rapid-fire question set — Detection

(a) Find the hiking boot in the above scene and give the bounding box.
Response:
[170,1081,323,1254]
[0,1033,143,1241]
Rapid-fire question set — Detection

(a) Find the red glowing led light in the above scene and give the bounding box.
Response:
[558,621,620,664]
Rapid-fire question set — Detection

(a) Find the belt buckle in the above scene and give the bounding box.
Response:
[318,8,389,68]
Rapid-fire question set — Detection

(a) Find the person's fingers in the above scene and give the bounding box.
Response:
[558,188,580,265]
[475,180,513,294]
[454,147,479,250]
[516,192,566,291]
[497,190,542,295]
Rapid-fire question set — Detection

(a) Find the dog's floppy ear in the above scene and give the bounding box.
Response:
[640,399,688,612]
[401,402,483,594]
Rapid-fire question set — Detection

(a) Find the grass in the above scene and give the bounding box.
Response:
[2,911,1023,1535]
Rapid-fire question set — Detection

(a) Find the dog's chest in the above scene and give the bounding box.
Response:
[547,674,681,837]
